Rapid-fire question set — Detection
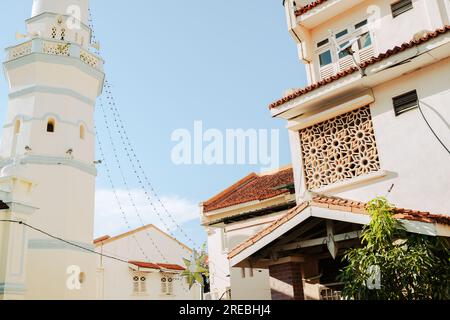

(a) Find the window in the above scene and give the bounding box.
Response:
[47,119,55,133]
[317,39,329,48]
[335,29,348,39]
[14,120,21,134]
[132,274,147,294]
[161,276,174,295]
[51,27,57,39]
[80,125,86,140]
[355,19,368,29]
[358,32,372,49]
[61,28,66,41]
[391,0,413,18]
[393,90,418,116]
[319,50,332,67]
[338,42,351,59]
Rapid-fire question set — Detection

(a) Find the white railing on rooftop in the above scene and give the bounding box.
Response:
[5,38,104,72]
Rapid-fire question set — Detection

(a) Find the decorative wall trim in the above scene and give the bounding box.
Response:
[300,106,381,190]
[0,282,27,295]
[9,85,96,106]
[3,113,95,135]
[1,155,97,176]
[28,239,95,252]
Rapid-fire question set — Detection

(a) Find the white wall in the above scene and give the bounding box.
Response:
[207,211,288,300]
[289,57,450,214]
[96,227,200,300]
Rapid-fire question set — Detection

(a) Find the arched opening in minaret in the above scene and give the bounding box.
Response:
[14,120,21,134]
[47,118,55,133]
[61,28,66,41]
[80,125,85,140]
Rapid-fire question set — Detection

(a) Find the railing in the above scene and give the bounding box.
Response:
[319,282,344,301]
[5,38,104,71]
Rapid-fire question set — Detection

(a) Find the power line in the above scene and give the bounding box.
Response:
[418,101,450,156]
[0,219,129,265]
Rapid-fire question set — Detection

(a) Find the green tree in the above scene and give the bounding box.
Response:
[339,197,449,300]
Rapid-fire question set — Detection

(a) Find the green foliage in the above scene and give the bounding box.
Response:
[182,243,209,289]
[339,197,450,300]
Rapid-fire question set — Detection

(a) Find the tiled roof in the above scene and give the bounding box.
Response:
[203,167,294,213]
[228,195,450,259]
[269,25,450,110]
[129,261,186,271]
[294,0,329,16]
[157,263,186,271]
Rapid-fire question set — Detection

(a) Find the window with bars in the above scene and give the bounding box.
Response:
[391,0,413,18]
[161,276,174,295]
[393,90,418,116]
[132,274,147,294]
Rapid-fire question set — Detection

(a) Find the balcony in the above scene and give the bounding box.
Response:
[292,0,366,30]
[4,38,104,72]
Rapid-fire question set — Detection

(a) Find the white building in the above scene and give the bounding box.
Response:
[201,166,296,300]
[94,225,201,300]
[0,0,104,300]
[226,0,450,300]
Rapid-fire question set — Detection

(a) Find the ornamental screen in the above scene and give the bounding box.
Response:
[300,106,380,190]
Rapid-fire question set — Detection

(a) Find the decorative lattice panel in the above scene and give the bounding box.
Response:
[300,106,380,190]
[43,41,70,56]
[80,49,100,69]
[9,42,32,60]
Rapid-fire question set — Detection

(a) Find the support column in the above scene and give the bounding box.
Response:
[269,262,304,300]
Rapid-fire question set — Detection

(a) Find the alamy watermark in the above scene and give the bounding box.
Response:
[171,121,280,171]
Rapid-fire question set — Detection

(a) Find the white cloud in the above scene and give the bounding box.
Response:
[94,188,200,238]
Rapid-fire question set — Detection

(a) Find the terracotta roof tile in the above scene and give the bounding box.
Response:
[269,25,450,110]
[129,261,161,269]
[228,195,450,259]
[203,167,294,213]
[128,261,186,271]
[157,263,186,271]
[294,0,329,16]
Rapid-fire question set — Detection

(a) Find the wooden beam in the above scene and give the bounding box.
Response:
[277,231,361,252]
[326,221,338,260]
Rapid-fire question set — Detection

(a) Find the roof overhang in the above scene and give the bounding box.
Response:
[295,0,364,31]
[230,205,450,268]
[271,32,450,120]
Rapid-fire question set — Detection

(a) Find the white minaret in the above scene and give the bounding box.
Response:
[0,0,104,299]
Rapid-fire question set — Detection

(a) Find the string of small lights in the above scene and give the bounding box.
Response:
[103,79,200,251]
[88,7,228,283]
[97,98,169,264]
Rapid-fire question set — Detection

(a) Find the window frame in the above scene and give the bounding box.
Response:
[314,18,375,77]
[160,275,174,296]
[132,273,148,295]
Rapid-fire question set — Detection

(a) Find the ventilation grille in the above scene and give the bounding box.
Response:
[391,0,413,18]
[393,90,418,116]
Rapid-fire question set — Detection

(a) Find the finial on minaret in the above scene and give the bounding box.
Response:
[31,0,90,25]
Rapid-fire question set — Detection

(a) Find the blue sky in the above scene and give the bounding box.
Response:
[0,1,307,249]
